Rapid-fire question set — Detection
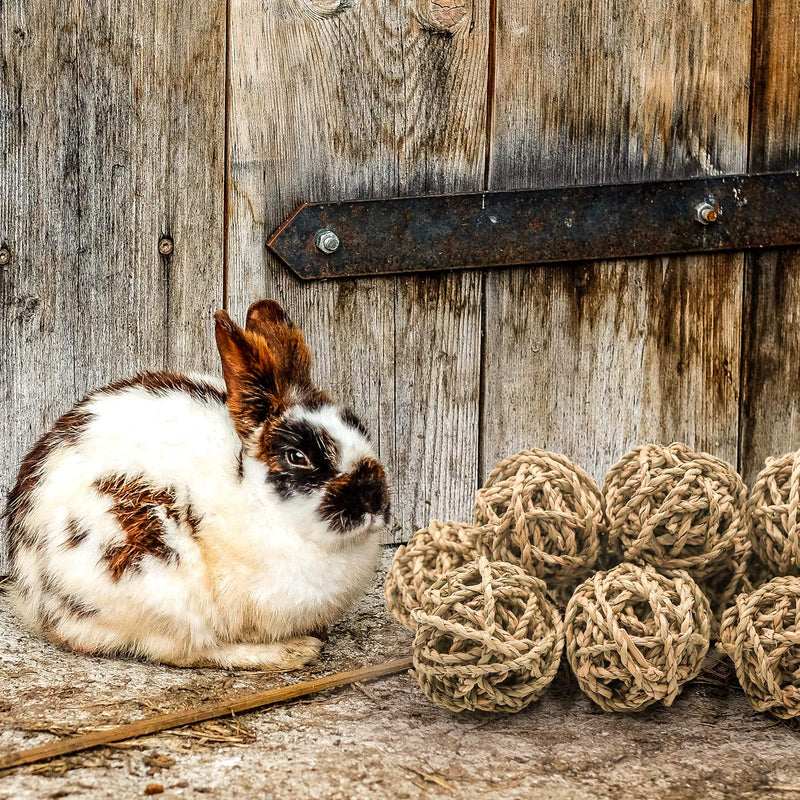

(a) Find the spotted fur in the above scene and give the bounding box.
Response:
[97,476,182,580]
[5,300,388,670]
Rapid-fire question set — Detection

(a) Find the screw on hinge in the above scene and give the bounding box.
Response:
[0,247,10,265]
[694,201,720,225]
[158,236,174,255]
[314,229,340,254]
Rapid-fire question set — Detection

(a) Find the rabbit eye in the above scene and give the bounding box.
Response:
[285,449,310,468]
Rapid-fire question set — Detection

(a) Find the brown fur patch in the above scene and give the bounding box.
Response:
[5,406,92,562]
[101,371,226,405]
[96,476,182,581]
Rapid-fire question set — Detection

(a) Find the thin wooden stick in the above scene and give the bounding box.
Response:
[0,656,413,772]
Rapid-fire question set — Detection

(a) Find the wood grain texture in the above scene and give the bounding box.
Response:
[0,0,226,570]
[739,0,800,485]
[482,0,752,483]
[227,0,488,541]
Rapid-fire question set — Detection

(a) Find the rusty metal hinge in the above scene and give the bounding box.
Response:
[267,171,800,280]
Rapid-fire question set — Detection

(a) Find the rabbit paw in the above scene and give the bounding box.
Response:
[204,637,323,671]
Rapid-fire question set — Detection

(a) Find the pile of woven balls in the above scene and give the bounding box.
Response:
[385,443,800,718]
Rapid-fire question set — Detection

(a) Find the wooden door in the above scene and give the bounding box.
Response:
[2,0,799,571]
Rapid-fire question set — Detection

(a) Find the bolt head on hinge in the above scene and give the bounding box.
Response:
[694,201,720,225]
[315,229,340,254]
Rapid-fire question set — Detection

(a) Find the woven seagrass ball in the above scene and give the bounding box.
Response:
[385,520,487,629]
[719,576,800,718]
[411,557,564,713]
[747,449,800,576]
[604,443,748,586]
[474,448,604,604]
[565,562,711,712]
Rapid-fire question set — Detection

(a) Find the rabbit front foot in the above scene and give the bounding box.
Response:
[203,636,324,671]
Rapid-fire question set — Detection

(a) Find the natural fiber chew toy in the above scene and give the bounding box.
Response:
[385,520,487,629]
[747,449,800,576]
[411,557,564,713]
[719,576,800,719]
[474,448,604,604]
[564,563,710,712]
[604,443,748,589]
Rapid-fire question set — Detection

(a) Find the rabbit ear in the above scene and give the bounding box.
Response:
[246,299,294,332]
[243,299,312,388]
[215,310,284,445]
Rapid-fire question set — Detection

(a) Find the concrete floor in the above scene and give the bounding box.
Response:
[1,547,799,800]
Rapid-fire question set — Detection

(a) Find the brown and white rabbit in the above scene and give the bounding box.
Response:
[4,300,389,669]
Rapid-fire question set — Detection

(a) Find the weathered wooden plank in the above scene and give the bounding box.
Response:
[0,0,226,570]
[739,0,800,485]
[227,0,488,541]
[482,0,752,483]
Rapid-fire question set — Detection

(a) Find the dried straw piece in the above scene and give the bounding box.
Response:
[565,563,711,712]
[474,448,604,604]
[747,449,800,576]
[412,557,564,713]
[719,576,800,719]
[385,520,487,629]
[604,443,749,585]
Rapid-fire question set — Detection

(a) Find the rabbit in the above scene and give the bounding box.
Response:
[4,299,389,670]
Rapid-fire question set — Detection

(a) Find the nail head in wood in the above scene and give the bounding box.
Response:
[0,247,10,265]
[158,237,174,255]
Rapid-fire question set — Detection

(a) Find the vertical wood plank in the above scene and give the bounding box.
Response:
[227,0,488,541]
[739,0,800,485]
[0,0,226,570]
[482,0,752,483]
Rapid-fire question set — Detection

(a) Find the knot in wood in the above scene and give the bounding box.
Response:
[474,448,604,606]
[411,557,565,713]
[385,520,487,629]
[565,563,711,712]
[604,443,748,582]
[416,0,468,34]
[746,448,800,576]
[300,0,350,20]
[719,576,800,718]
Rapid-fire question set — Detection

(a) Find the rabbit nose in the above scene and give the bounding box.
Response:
[363,478,389,516]
[319,458,390,533]
[353,459,389,515]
